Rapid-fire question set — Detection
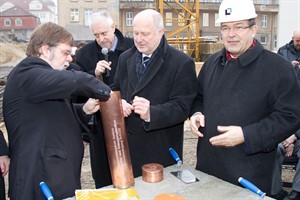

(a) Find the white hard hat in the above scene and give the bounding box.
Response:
[216,0,257,23]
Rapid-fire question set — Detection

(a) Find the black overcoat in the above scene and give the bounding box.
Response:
[3,57,110,199]
[190,40,300,194]
[114,36,197,176]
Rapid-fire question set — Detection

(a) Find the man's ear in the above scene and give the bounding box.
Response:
[251,25,258,38]
[159,28,164,37]
[111,23,116,32]
[40,44,51,58]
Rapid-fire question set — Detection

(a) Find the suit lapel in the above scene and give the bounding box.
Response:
[127,55,163,96]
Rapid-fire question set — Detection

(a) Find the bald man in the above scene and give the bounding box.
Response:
[275,30,300,200]
[113,9,197,177]
[278,29,300,85]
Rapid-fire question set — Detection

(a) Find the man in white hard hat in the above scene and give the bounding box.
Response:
[189,0,300,199]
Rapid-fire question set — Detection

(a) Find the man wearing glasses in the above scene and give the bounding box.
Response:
[189,0,300,199]
[3,22,111,199]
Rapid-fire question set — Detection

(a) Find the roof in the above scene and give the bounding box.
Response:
[0,0,31,10]
[0,0,54,12]
[0,5,36,17]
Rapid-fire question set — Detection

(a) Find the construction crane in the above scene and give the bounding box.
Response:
[155,0,201,61]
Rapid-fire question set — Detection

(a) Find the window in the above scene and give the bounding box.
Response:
[4,18,11,26]
[262,0,269,4]
[191,13,196,33]
[39,13,46,20]
[202,13,209,27]
[261,36,267,44]
[166,12,173,27]
[262,14,268,28]
[126,12,133,26]
[215,13,220,27]
[29,1,42,10]
[84,9,93,26]
[178,14,184,27]
[99,8,107,13]
[15,18,22,26]
[70,9,79,22]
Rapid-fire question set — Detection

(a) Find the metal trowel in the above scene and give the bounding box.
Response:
[169,147,199,184]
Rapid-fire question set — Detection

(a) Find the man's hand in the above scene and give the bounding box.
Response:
[121,99,133,117]
[282,134,297,148]
[285,143,295,157]
[0,155,10,177]
[95,60,111,77]
[83,98,100,114]
[132,96,150,121]
[189,112,205,137]
[291,60,300,67]
[282,134,297,157]
[209,126,244,147]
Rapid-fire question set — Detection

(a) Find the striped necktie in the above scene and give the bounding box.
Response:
[143,56,150,69]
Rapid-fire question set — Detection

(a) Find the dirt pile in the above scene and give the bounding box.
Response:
[0,42,27,67]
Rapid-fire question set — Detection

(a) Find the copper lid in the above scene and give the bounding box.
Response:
[142,163,164,183]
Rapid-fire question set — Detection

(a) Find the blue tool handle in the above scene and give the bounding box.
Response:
[40,182,54,200]
[169,147,182,164]
[238,177,266,197]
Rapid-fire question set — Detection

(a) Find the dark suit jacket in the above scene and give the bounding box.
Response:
[114,36,197,177]
[3,57,110,199]
[76,29,133,187]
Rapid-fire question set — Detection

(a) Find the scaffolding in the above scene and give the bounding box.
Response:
[155,0,201,61]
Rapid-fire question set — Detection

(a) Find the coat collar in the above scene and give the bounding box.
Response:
[214,39,264,68]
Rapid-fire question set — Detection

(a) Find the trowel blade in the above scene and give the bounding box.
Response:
[171,169,199,184]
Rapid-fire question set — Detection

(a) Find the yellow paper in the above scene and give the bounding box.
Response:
[75,187,140,200]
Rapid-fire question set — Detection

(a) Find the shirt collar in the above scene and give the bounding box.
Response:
[110,35,118,52]
[226,40,256,60]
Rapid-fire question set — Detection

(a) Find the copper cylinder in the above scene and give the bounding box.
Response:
[99,91,134,189]
[142,163,164,183]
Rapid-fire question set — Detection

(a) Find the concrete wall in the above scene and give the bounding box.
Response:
[277,0,300,50]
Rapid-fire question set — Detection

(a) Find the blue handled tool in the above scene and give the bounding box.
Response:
[40,182,54,200]
[238,177,266,198]
[169,147,182,167]
[169,147,199,183]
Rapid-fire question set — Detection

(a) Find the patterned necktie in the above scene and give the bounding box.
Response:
[143,56,150,70]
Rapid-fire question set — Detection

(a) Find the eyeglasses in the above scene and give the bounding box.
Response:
[53,46,72,57]
[220,25,253,34]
